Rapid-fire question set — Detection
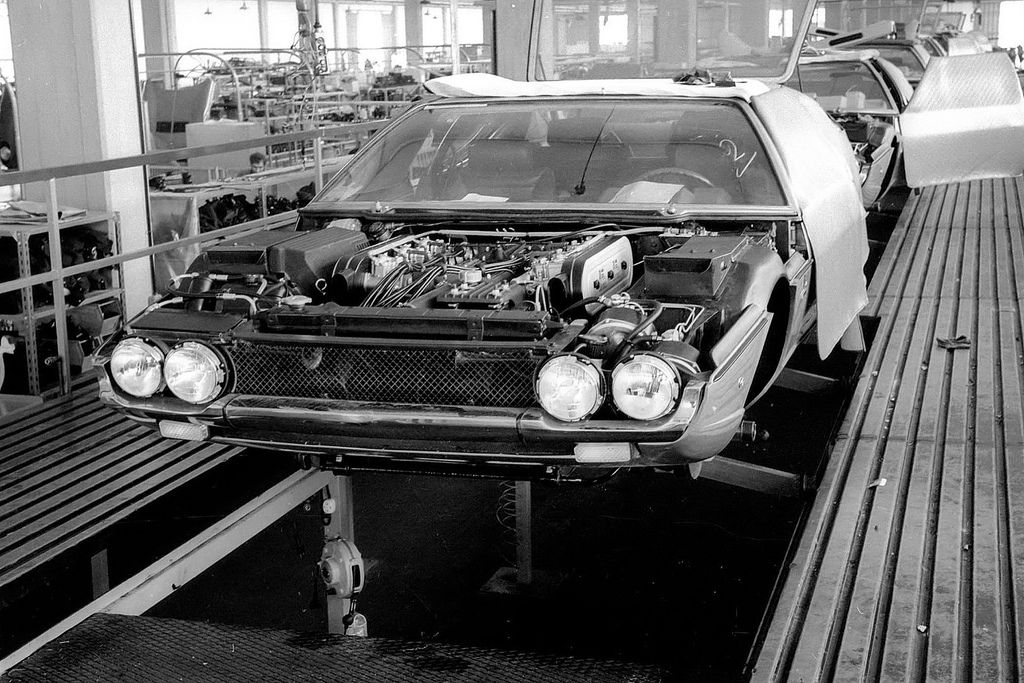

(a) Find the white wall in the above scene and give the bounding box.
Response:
[9,0,152,314]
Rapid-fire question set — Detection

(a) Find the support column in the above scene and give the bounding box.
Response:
[735,0,769,50]
[588,0,601,54]
[449,0,461,73]
[333,4,346,68]
[382,9,397,70]
[9,0,152,316]
[139,0,176,87]
[481,3,494,72]
[626,0,639,61]
[404,0,423,65]
[346,10,361,56]
[257,0,270,52]
[495,0,534,79]
[655,0,686,66]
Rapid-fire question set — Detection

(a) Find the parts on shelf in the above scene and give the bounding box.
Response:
[197,194,260,232]
[0,226,114,313]
[0,299,122,393]
[196,182,318,232]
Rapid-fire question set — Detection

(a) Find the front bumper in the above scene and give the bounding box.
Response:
[99,377,745,468]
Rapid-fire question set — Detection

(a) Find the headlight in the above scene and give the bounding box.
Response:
[110,338,164,397]
[163,342,227,404]
[611,353,680,420]
[535,354,605,422]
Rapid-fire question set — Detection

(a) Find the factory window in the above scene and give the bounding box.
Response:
[999,1,1024,47]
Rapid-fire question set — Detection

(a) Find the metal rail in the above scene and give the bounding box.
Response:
[0,121,381,188]
[0,119,385,394]
[0,468,335,675]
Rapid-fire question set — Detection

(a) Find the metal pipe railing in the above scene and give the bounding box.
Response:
[0,119,387,395]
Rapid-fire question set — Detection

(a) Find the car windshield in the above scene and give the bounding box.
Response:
[317,100,787,207]
[533,0,814,81]
[792,61,895,112]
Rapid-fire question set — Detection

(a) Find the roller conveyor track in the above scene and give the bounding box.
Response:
[754,177,1024,681]
[0,377,241,588]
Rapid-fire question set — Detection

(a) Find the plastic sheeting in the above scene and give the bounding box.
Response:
[424,73,770,102]
[752,87,869,358]
[902,53,1024,187]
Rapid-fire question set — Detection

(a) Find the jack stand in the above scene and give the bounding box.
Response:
[480,480,563,597]
[323,474,356,635]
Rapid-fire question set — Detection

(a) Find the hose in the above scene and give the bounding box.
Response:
[557,296,607,319]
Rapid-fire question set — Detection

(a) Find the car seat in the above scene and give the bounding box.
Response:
[460,140,555,201]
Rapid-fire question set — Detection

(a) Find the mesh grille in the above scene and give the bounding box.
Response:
[231,342,542,407]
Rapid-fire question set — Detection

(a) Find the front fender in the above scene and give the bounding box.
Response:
[664,305,772,461]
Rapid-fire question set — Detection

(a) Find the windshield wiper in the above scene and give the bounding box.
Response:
[572,109,615,196]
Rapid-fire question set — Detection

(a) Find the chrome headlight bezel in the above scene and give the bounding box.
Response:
[534,353,606,422]
[163,341,228,404]
[109,337,165,398]
[610,353,681,421]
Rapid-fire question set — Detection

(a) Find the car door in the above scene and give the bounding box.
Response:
[900,53,1024,187]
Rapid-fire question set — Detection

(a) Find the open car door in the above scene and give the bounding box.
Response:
[901,53,1024,187]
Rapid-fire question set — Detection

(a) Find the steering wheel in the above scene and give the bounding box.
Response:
[635,167,715,189]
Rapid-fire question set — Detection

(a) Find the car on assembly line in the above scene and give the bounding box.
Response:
[790,49,914,209]
[96,0,1021,482]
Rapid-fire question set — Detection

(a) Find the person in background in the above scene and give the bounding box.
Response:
[248,151,267,175]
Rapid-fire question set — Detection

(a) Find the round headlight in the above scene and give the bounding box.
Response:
[611,354,680,420]
[535,354,604,422]
[110,338,164,398]
[163,342,226,404]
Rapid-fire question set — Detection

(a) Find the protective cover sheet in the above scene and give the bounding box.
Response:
[752,87,868,358]
[425,73,769,102]
[902,53,1024,187]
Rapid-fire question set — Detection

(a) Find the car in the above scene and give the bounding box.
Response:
[96,0,1017,481]
[97,85,871,479]
[791,49,914,208]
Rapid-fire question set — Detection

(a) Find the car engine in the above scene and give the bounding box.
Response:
[168,222,783,361]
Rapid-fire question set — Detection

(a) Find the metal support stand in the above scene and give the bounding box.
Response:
[312,137,324,194]
[774,368,841,395]
[325,474,354,635]
[14,231,38,394]
[481,480,562,596]
[513,481,532,585]
[46,179,70,395]
[90,549,109,599]
[695,457,807,497]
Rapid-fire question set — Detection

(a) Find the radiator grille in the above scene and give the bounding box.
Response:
[230,342,542,407]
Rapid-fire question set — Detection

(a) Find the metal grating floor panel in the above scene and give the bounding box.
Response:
[753,178,1024,681]
[0,613,667,682]
[0,377,241,588]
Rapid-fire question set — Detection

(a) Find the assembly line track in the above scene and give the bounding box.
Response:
[753,177,1024,681]
[0,377,241,588]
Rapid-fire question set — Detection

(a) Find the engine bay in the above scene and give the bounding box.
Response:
[157,219,796,379]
